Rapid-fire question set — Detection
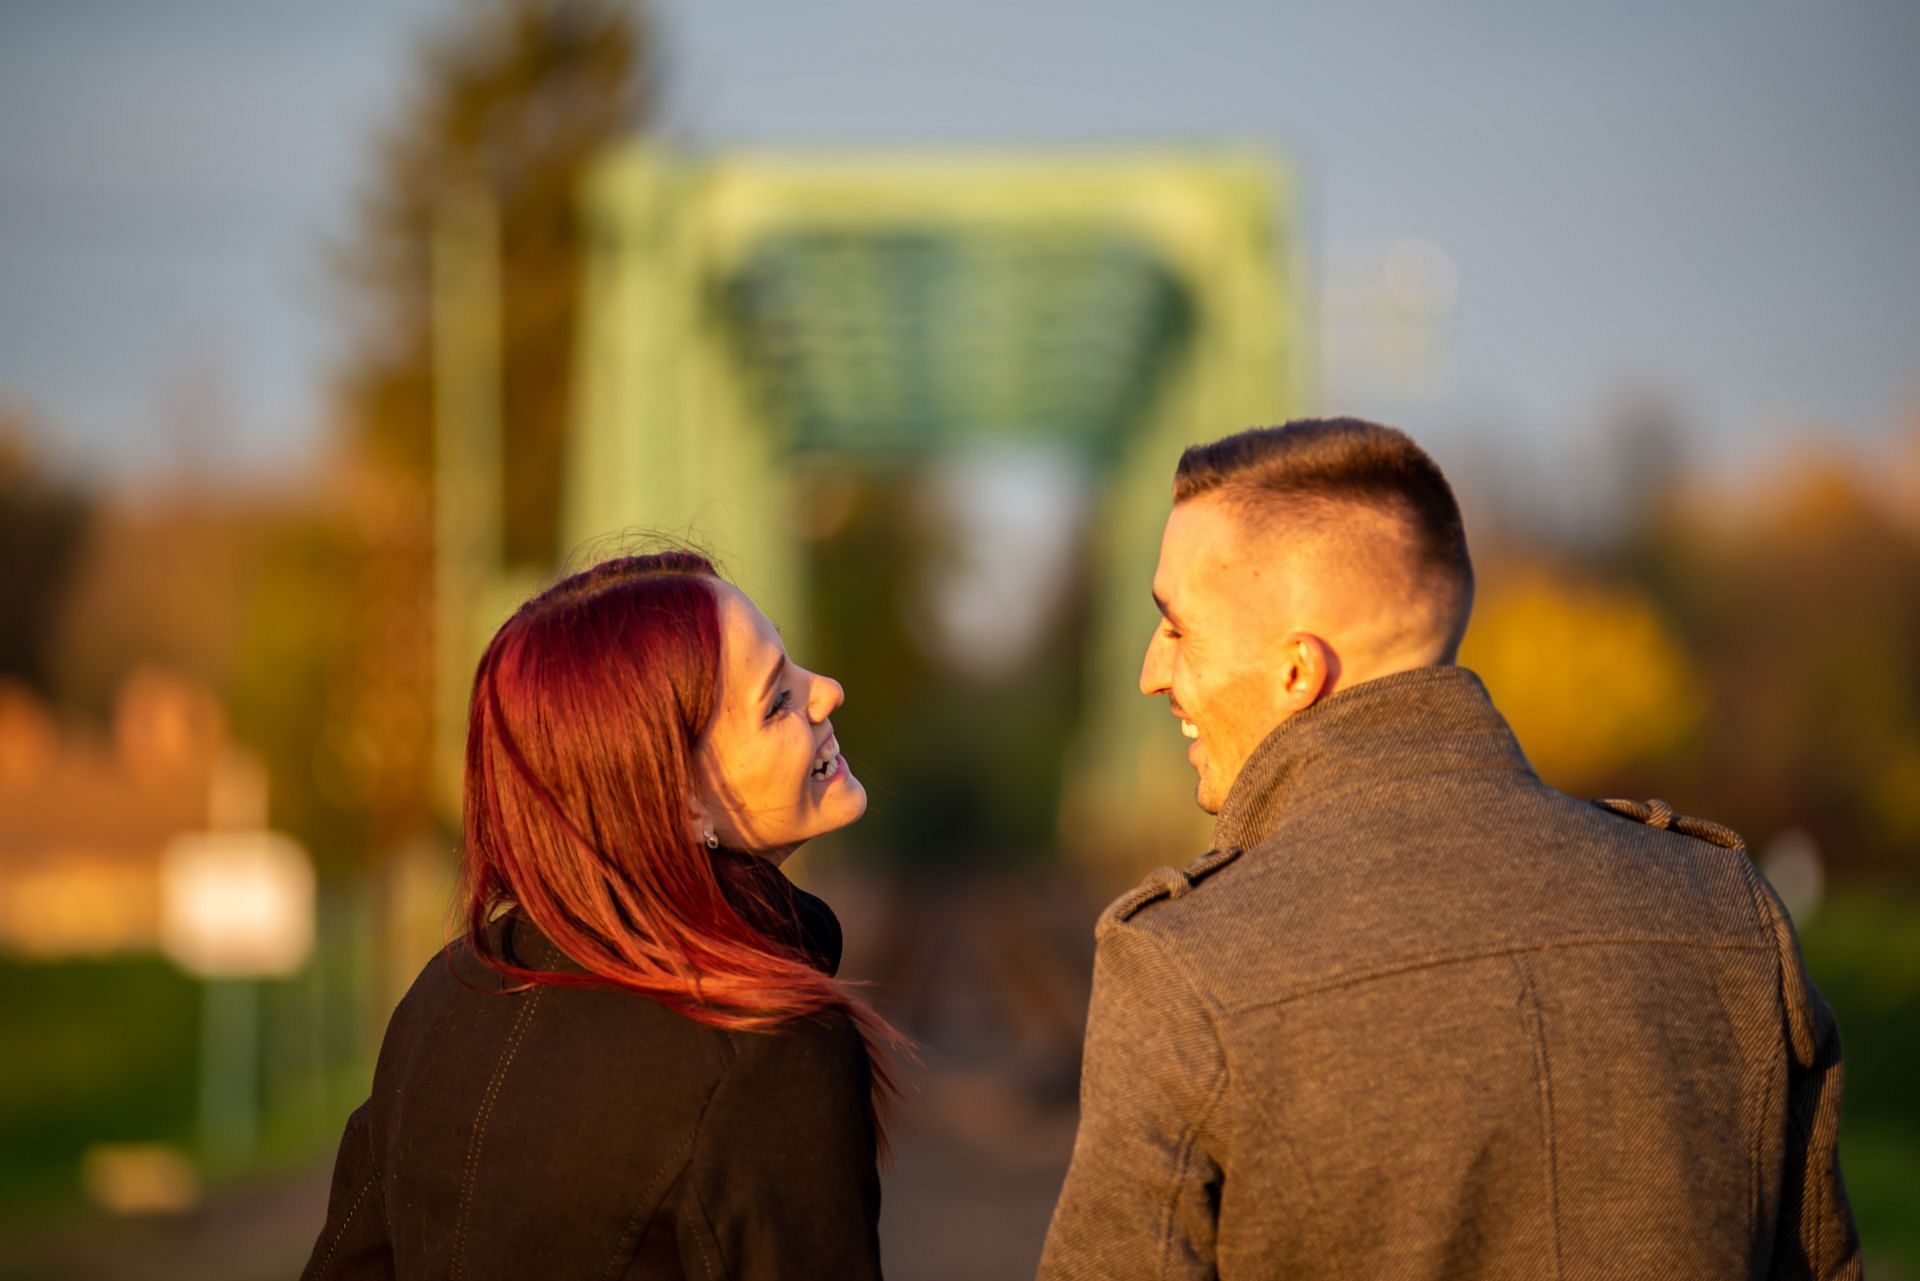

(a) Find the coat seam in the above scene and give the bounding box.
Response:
[680,1034,741,1281]
[1152,1064,1230,1281]
[694,1200,720,1281]
[1727,846,1774,1253]
[308,1162,377,1281]
[1225,935,1771,1015]
[1808,1111,1822,1278]
[1131,925,1229,1280]
[1509,955,1564,1280]
[683,1191,721,1281]
[451,985,544,1281]
[1729,848,1838,1275]
[600,1119,706,1280]
[1751,1035,1776,1259]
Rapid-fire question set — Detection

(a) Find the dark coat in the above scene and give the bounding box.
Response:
[301,864,881,1281]
[1041,666,1859,1280]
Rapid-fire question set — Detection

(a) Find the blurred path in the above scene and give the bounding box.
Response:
[880,1063,1076,1279]
[0,868,1096,1280]
[0,1076,1074,1281]
[0,1170,330,1281]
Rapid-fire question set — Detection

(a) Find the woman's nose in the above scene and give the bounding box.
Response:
[809,673,844,721]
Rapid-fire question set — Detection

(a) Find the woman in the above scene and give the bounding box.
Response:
[302,552,902,1280]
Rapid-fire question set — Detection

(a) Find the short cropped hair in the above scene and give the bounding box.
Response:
[1175,418,1474,638]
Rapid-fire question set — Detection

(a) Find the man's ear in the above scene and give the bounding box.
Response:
[1278,632,1336,709]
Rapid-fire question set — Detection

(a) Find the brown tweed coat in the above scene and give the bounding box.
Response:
[1040,666,1859,1280]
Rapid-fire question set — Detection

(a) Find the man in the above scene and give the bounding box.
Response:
[1040,419,1859,1279]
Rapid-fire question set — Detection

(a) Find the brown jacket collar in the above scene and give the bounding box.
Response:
[1211,665,1534,853]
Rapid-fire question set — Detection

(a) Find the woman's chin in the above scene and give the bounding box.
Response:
[812,756,866,814]
[822,772,868,829]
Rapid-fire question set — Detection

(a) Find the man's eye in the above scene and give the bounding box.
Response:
[767,689,793,719]
[1161,624,1182,640]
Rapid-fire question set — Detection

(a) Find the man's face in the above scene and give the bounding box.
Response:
[1140,494,1299,814]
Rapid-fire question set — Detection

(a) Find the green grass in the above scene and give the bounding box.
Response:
[0,957,200,1212]
[0,946,376,1220]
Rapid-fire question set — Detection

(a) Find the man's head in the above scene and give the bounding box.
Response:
[1141,418,1474,813]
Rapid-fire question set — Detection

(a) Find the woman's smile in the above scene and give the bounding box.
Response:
[695,583,868,859]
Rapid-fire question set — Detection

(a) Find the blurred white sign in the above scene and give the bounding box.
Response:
[159,831,314,977]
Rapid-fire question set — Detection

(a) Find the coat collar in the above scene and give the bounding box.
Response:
[716,852,845,977]
[1210,665,1534,853]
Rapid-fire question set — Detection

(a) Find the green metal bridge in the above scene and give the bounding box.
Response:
[440,144,1305,873]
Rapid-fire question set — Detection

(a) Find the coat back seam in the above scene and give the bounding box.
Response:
[451,986,545,1281]
[1508,954,1564,1279]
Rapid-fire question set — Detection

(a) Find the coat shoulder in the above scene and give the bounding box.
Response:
[719,1006,868,1091]
[1095,845,1244,941]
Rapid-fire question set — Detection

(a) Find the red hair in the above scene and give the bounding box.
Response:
[460,551,903,1118]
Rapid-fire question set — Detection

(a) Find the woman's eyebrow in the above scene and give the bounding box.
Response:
[758,653,786,705]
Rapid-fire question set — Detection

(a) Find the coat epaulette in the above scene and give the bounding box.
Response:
[1593,797,1745,852]
[1096,846,1244,940]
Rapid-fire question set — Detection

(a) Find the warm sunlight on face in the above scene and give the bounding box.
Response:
[692,584,866,864]
[1139,494,1331,815]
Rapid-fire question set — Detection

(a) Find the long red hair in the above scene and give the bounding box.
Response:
[460,551,903,1116]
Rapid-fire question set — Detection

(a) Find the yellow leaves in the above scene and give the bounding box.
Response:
[1459,567,1701,793]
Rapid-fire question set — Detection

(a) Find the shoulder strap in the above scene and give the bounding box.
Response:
[1593,796,1745,851]
[1095,846,1244,939]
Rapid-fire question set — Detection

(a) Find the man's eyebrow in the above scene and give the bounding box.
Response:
[1152,593,1181,624]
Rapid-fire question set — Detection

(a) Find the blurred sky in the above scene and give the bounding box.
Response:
[1,0,1916,491]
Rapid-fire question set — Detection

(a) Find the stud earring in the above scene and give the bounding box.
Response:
[704,831,720,851]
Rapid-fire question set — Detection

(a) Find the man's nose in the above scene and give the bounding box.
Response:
[1139,631,1170,696]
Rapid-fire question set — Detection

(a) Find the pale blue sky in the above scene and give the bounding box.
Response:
[2,0,1916,496]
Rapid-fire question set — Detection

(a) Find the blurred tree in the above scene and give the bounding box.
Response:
[225,504,374,870]
[1465,413,1920,889]
[1643,457,1920,883]
[1460,563,1702,795]
[324,0,654,849]
[46,479,372,867]
[0,412,89,697]
[52,494,255,716]
[331,0,653,566]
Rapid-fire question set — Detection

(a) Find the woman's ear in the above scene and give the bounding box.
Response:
[687,758,745,851]
[684,769,717,848]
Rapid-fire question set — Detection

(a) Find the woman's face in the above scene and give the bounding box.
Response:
[691,583,866,864]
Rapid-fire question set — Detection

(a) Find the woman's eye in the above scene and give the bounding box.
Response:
[767,689,793,719]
